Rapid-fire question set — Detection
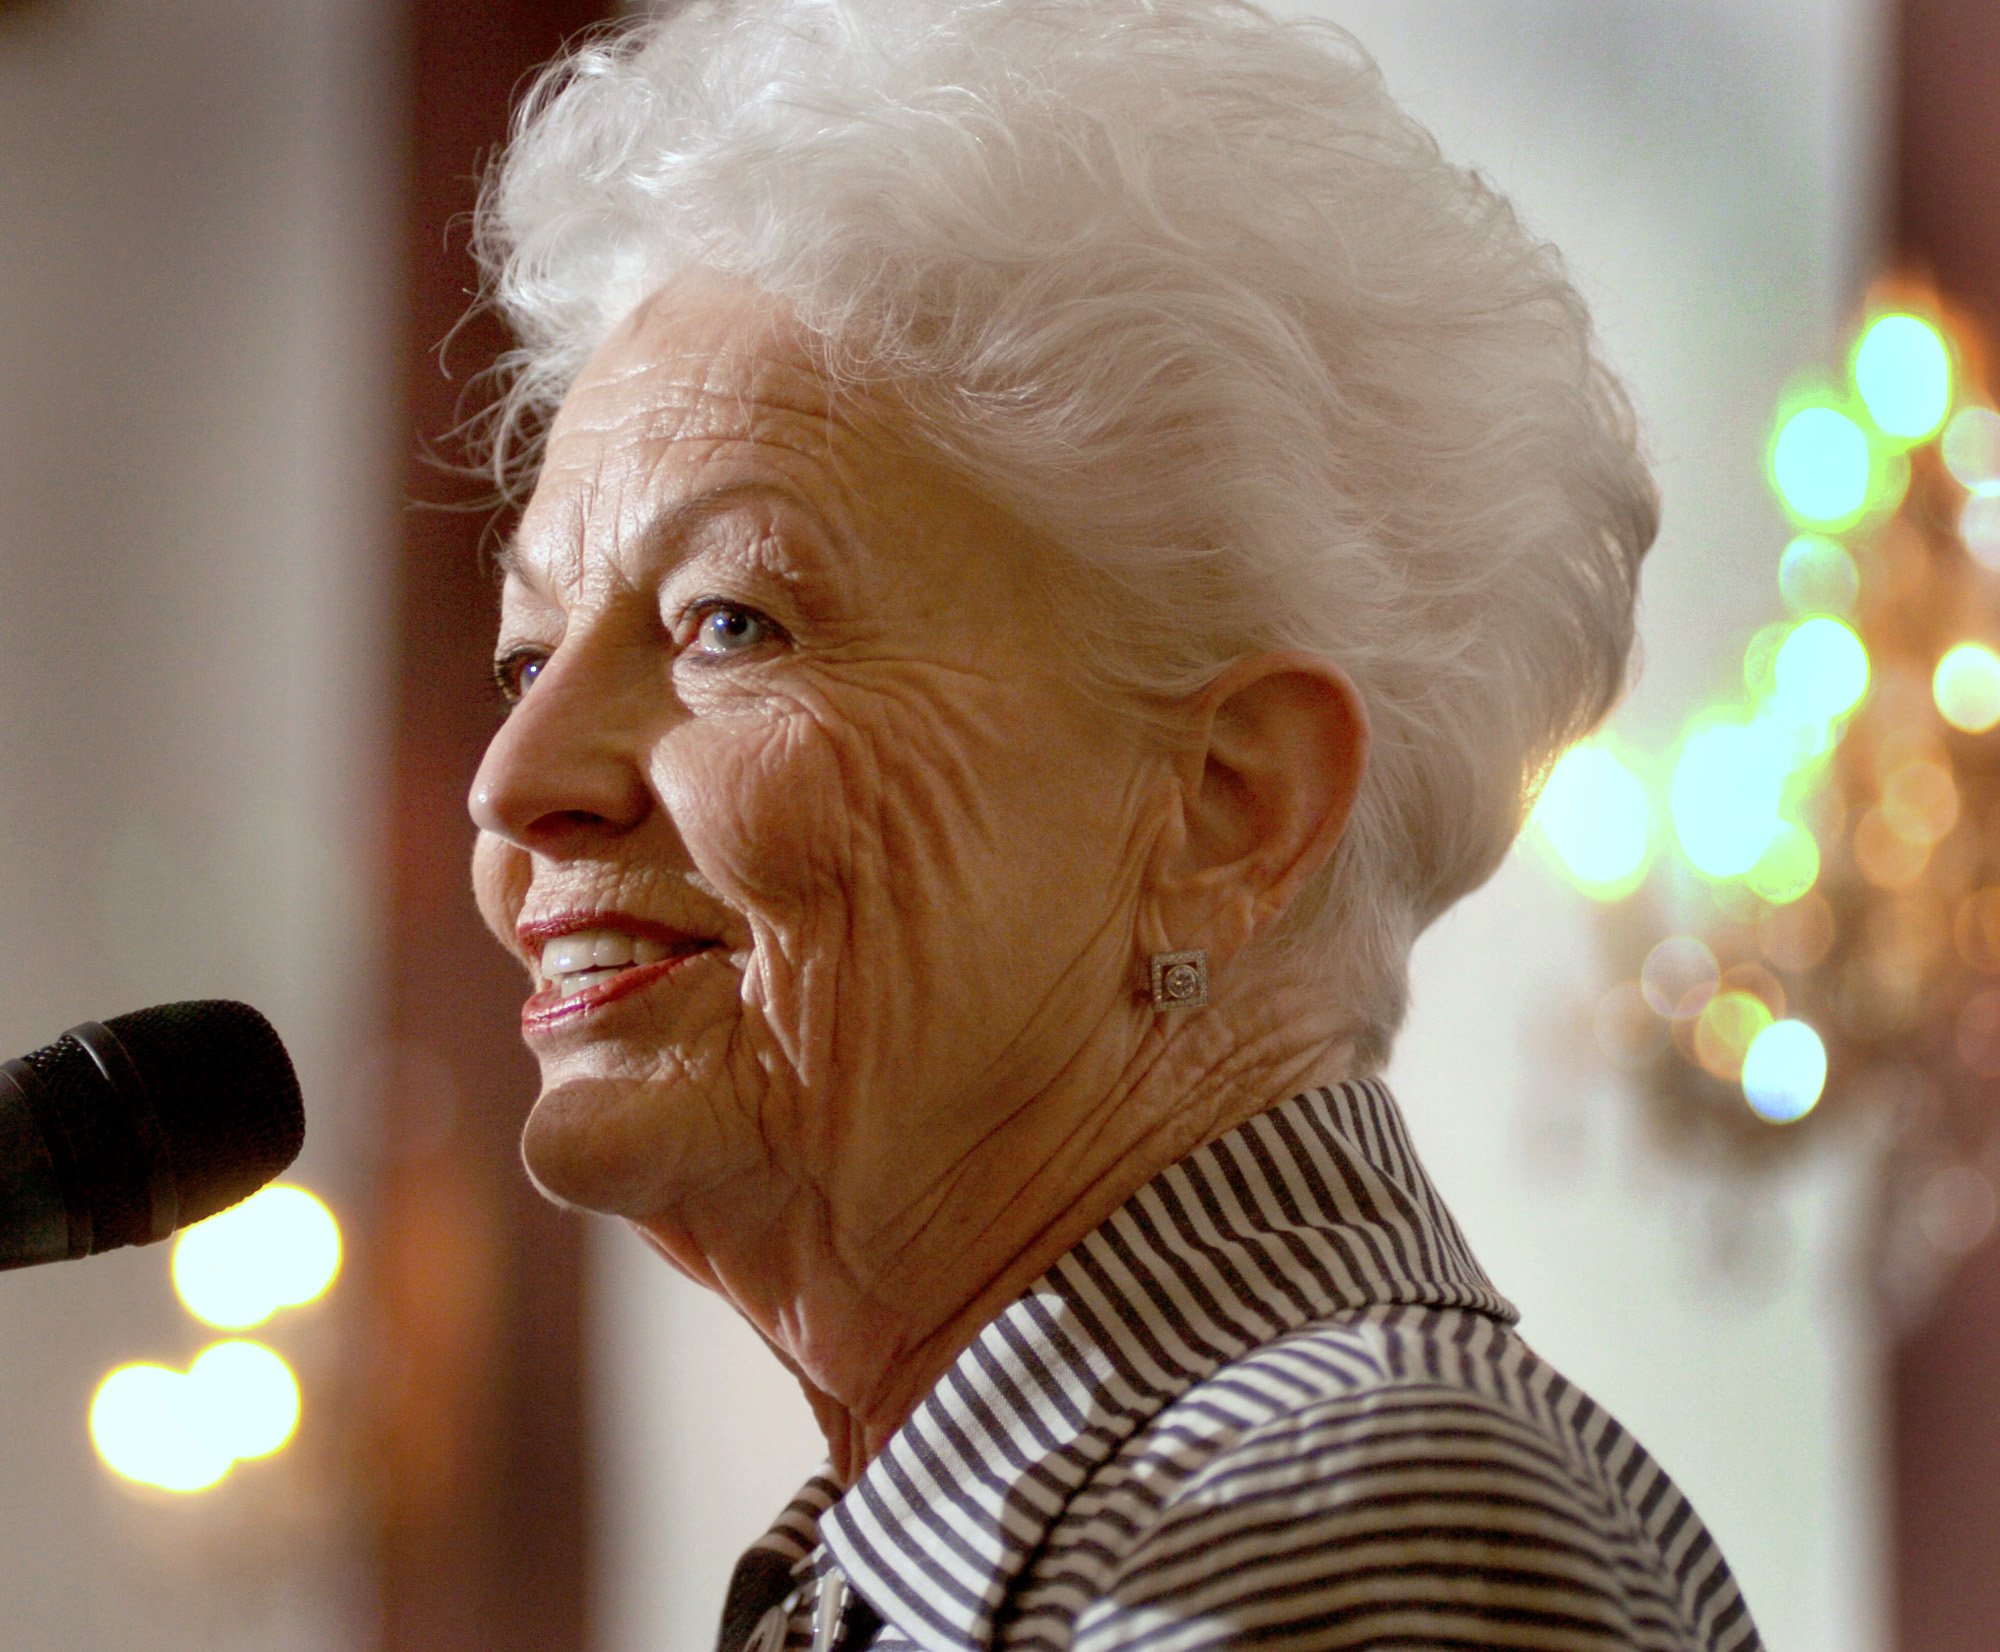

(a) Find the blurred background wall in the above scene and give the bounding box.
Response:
[8,2,1993,1650]
[0,0,395,1647]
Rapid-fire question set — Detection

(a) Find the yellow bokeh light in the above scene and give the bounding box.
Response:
[1528,741,1651,898]
[1853,313,1952,442]
[172,1184,341,1331]
[1771,617,1869,724]
[1694,991,1774,1082]
[89,1341,302,1493]
[90,1364,233,1494]
[1933,642,2000,733]
[186,1341,301,1461]
[1772,405,1872,526]
[1745,821,1820,905]
[1741,1019,1828,1123]
[1670,723,1786,878]
[1943,406,2000,494]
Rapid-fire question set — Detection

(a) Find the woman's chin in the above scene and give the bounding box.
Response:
[520,1075,700,1218]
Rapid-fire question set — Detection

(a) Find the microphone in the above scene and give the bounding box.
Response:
[0,1001,303,1271]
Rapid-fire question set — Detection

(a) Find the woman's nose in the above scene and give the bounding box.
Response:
[468,649,654,852]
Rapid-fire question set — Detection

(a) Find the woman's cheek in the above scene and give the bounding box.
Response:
[654,709,857,917]
[471,832,531,956]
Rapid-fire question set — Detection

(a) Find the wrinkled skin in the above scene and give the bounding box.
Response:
[470,276,1364,1478]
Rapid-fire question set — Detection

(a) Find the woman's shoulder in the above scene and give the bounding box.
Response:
[1028,1305,1760,1652]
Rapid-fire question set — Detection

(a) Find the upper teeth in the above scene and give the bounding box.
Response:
[540,929,675,983]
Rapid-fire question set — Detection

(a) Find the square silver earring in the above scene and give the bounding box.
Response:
[1149,949,1209,1010]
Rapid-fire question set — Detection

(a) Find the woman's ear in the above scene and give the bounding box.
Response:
[1150,652,1368,965]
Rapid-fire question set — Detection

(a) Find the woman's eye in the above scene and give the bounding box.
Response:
[491,647,547,705]
[688,603,778,659]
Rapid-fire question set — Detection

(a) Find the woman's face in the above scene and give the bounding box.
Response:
[470,278,1169,1247]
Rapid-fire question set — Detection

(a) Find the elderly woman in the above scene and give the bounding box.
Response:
[466,2,1758,1648]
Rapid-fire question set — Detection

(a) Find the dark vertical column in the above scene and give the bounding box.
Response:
[1892,2,2000,1647]
[370,4,612,1649]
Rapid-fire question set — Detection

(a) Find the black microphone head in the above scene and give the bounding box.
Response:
[17,1000,302,1252]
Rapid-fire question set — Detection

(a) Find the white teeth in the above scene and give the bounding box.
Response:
[538,927,698,994]
[542,931,632,976]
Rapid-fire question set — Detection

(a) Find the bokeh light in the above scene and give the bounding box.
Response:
[173,1184,341,1330]
[1640,936,1719,1020]
[1852,806,1931,890]
[89,1341,302,1493]
[1694,991,1775,1081]
[1745,821,1820,905]
[1741,1019,1828,1123]
[1943,406,2000,494]
[1853,313,1952,442]
[1962,494,2000,570]
[1720,962,1788,1021]
[1670,723,1787,877]
[1528,741,1652,897]
[1772,405,1872,526]
[1771,617,1870,724]
[185,1341,300,1461]
[1932,642,2000,733]
[1777,534,1860,617]
[90,1364,233,1493]
[1881,759,1960,845]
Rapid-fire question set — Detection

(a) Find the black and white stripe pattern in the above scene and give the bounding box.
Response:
[720,1079,1761,1651]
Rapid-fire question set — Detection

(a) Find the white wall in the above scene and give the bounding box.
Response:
[591,5,1892,1651]
[1348,5,1889,1650]
[0,2,395,1648]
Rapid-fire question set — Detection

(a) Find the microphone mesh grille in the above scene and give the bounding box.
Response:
[106,1001,304,1227]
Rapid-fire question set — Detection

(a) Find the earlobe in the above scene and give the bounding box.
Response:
[1153,653,1367,964]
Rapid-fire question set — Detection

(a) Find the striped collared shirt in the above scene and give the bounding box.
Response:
[718,1079,1761,1652]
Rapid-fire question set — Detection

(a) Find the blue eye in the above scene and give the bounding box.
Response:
[492,647,547,705]
[690,604,775,657]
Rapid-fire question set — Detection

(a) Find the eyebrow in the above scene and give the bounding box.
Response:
[492,478,839,588]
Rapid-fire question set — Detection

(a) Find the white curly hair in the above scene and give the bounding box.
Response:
[474,0,1656,1069]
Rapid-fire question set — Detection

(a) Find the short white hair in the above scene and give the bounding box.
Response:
[476,0,1656,1069]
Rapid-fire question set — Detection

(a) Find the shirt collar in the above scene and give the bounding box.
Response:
[781,1078,1516,1652]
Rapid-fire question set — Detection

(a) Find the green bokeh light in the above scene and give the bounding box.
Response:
[1744,821,1821,905]
[1771,405,1872,525]
[1854,313,1952,442]
[1670,722,1787,878]
[1772,616,1869,724]
[1934,641,2000,734]
[1529,741,1652,899]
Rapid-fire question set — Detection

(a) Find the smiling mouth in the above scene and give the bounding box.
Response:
[519,924,720,1031]
[535,927,715,999]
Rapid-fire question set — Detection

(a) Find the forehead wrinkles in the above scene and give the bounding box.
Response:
[523,330,887,597]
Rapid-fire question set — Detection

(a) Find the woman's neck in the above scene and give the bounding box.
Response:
[635,975,1357,1487]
